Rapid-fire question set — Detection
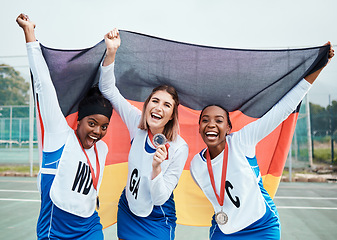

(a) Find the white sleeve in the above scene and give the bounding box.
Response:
[99,62,141,140]
[189,158,202,190]
[237,79,312,146]
[150,143,189,205]
[26,42,70,152]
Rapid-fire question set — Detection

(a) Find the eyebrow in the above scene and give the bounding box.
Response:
[88,118,98,123]
[201,115,224,118]
[152,97,173,107]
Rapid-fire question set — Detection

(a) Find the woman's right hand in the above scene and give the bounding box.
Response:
[16,13,36,42]
[103,28,120,66]
[104,28,121,51]
[16,13,35,30]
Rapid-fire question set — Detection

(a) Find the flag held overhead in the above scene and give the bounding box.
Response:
[36,30,329,227]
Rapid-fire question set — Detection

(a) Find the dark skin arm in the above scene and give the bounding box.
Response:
[304,42,334,84]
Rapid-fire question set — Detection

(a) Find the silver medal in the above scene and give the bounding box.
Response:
[215,210,228,225]
[153,133,167,147]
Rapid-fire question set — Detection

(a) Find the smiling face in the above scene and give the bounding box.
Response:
[199,105,231,159]
[76,114,110,149]
[145,90,175,135]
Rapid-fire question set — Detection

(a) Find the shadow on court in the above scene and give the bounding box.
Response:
[1,177,336,240]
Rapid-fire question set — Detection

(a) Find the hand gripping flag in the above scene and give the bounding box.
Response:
[35,30,329,227]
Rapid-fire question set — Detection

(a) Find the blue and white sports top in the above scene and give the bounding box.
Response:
[27,41,108,218]
[99,62,189,217]
[190,79,311,234]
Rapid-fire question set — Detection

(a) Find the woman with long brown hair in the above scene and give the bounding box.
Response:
[99,28,189,240]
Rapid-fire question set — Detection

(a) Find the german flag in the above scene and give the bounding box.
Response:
[37,30,329,227]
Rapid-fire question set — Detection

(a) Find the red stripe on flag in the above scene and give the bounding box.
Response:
[62,101,297,180]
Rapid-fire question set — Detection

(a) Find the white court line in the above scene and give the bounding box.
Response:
[0,197,336,210]
[277,206,337,210]
[0,198,40,202]
[0,189,39,193]
[275,196,337,200]
[279,186,337,190]
[0,179,36,183]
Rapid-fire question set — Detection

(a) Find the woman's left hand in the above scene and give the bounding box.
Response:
[151,145,167,179]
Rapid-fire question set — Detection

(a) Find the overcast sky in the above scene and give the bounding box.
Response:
[2,0,337,106]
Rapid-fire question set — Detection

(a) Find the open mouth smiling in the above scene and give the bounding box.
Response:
[151,112,163,120]
[205,131,218,140]
[89,135,98,140]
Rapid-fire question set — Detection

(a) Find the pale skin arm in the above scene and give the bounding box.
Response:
[102,29,167,179]
[16,13,36,43]
[304,42,334,84]
[103,28,120,66]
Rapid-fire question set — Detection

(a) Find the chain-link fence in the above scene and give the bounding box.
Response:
[0,105,39,165]
[285,96,337,171]
[0,100,336,168]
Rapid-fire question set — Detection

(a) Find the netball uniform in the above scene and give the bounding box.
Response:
[27,41,108,239]
[190,79,312,239]
[99,63,189,240]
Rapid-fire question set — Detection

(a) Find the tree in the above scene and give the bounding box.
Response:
[310,102,329,137]
[326,100,337,136]
[0,64,29,106]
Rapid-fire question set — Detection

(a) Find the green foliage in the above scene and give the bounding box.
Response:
[310,101,337,137]
[313,148,337,165]
[0,64,29,105]
[326,100,337,134]
[310,102,329,136]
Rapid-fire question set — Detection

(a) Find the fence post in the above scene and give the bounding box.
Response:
[289,143,292,182]
[329,95,335,163]
[29,83,34,177]
[9,106,12,149]
[306,95,313,168]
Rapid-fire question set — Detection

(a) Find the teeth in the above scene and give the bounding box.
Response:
[89,136,98,140]
[205,131,218,137]
[151,113,162,119]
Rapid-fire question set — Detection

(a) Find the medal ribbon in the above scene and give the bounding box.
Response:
[148,129,170,159]
[75,132,100,191]
[205,142,228,207]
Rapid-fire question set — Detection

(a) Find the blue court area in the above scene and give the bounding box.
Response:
[1,177,336,240]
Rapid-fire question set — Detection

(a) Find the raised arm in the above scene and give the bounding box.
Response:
[103,28,120,66]
[99,29,141,139]
[16,14,70,151]
[16,14,36,43]
[304,42,334,84]
[238,43,334,147]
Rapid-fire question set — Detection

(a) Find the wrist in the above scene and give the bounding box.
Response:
[106,46,118,53]
[24,27,36,43]
[151,165,161,180]
[152,162,161,169]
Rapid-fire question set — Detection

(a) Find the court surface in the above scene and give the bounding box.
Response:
[1,177,336,240]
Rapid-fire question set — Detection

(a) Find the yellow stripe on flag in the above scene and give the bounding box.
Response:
[262,174,281,199]
[174,170,213,226]
[98,166,281,228]
[98,162,128,228]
